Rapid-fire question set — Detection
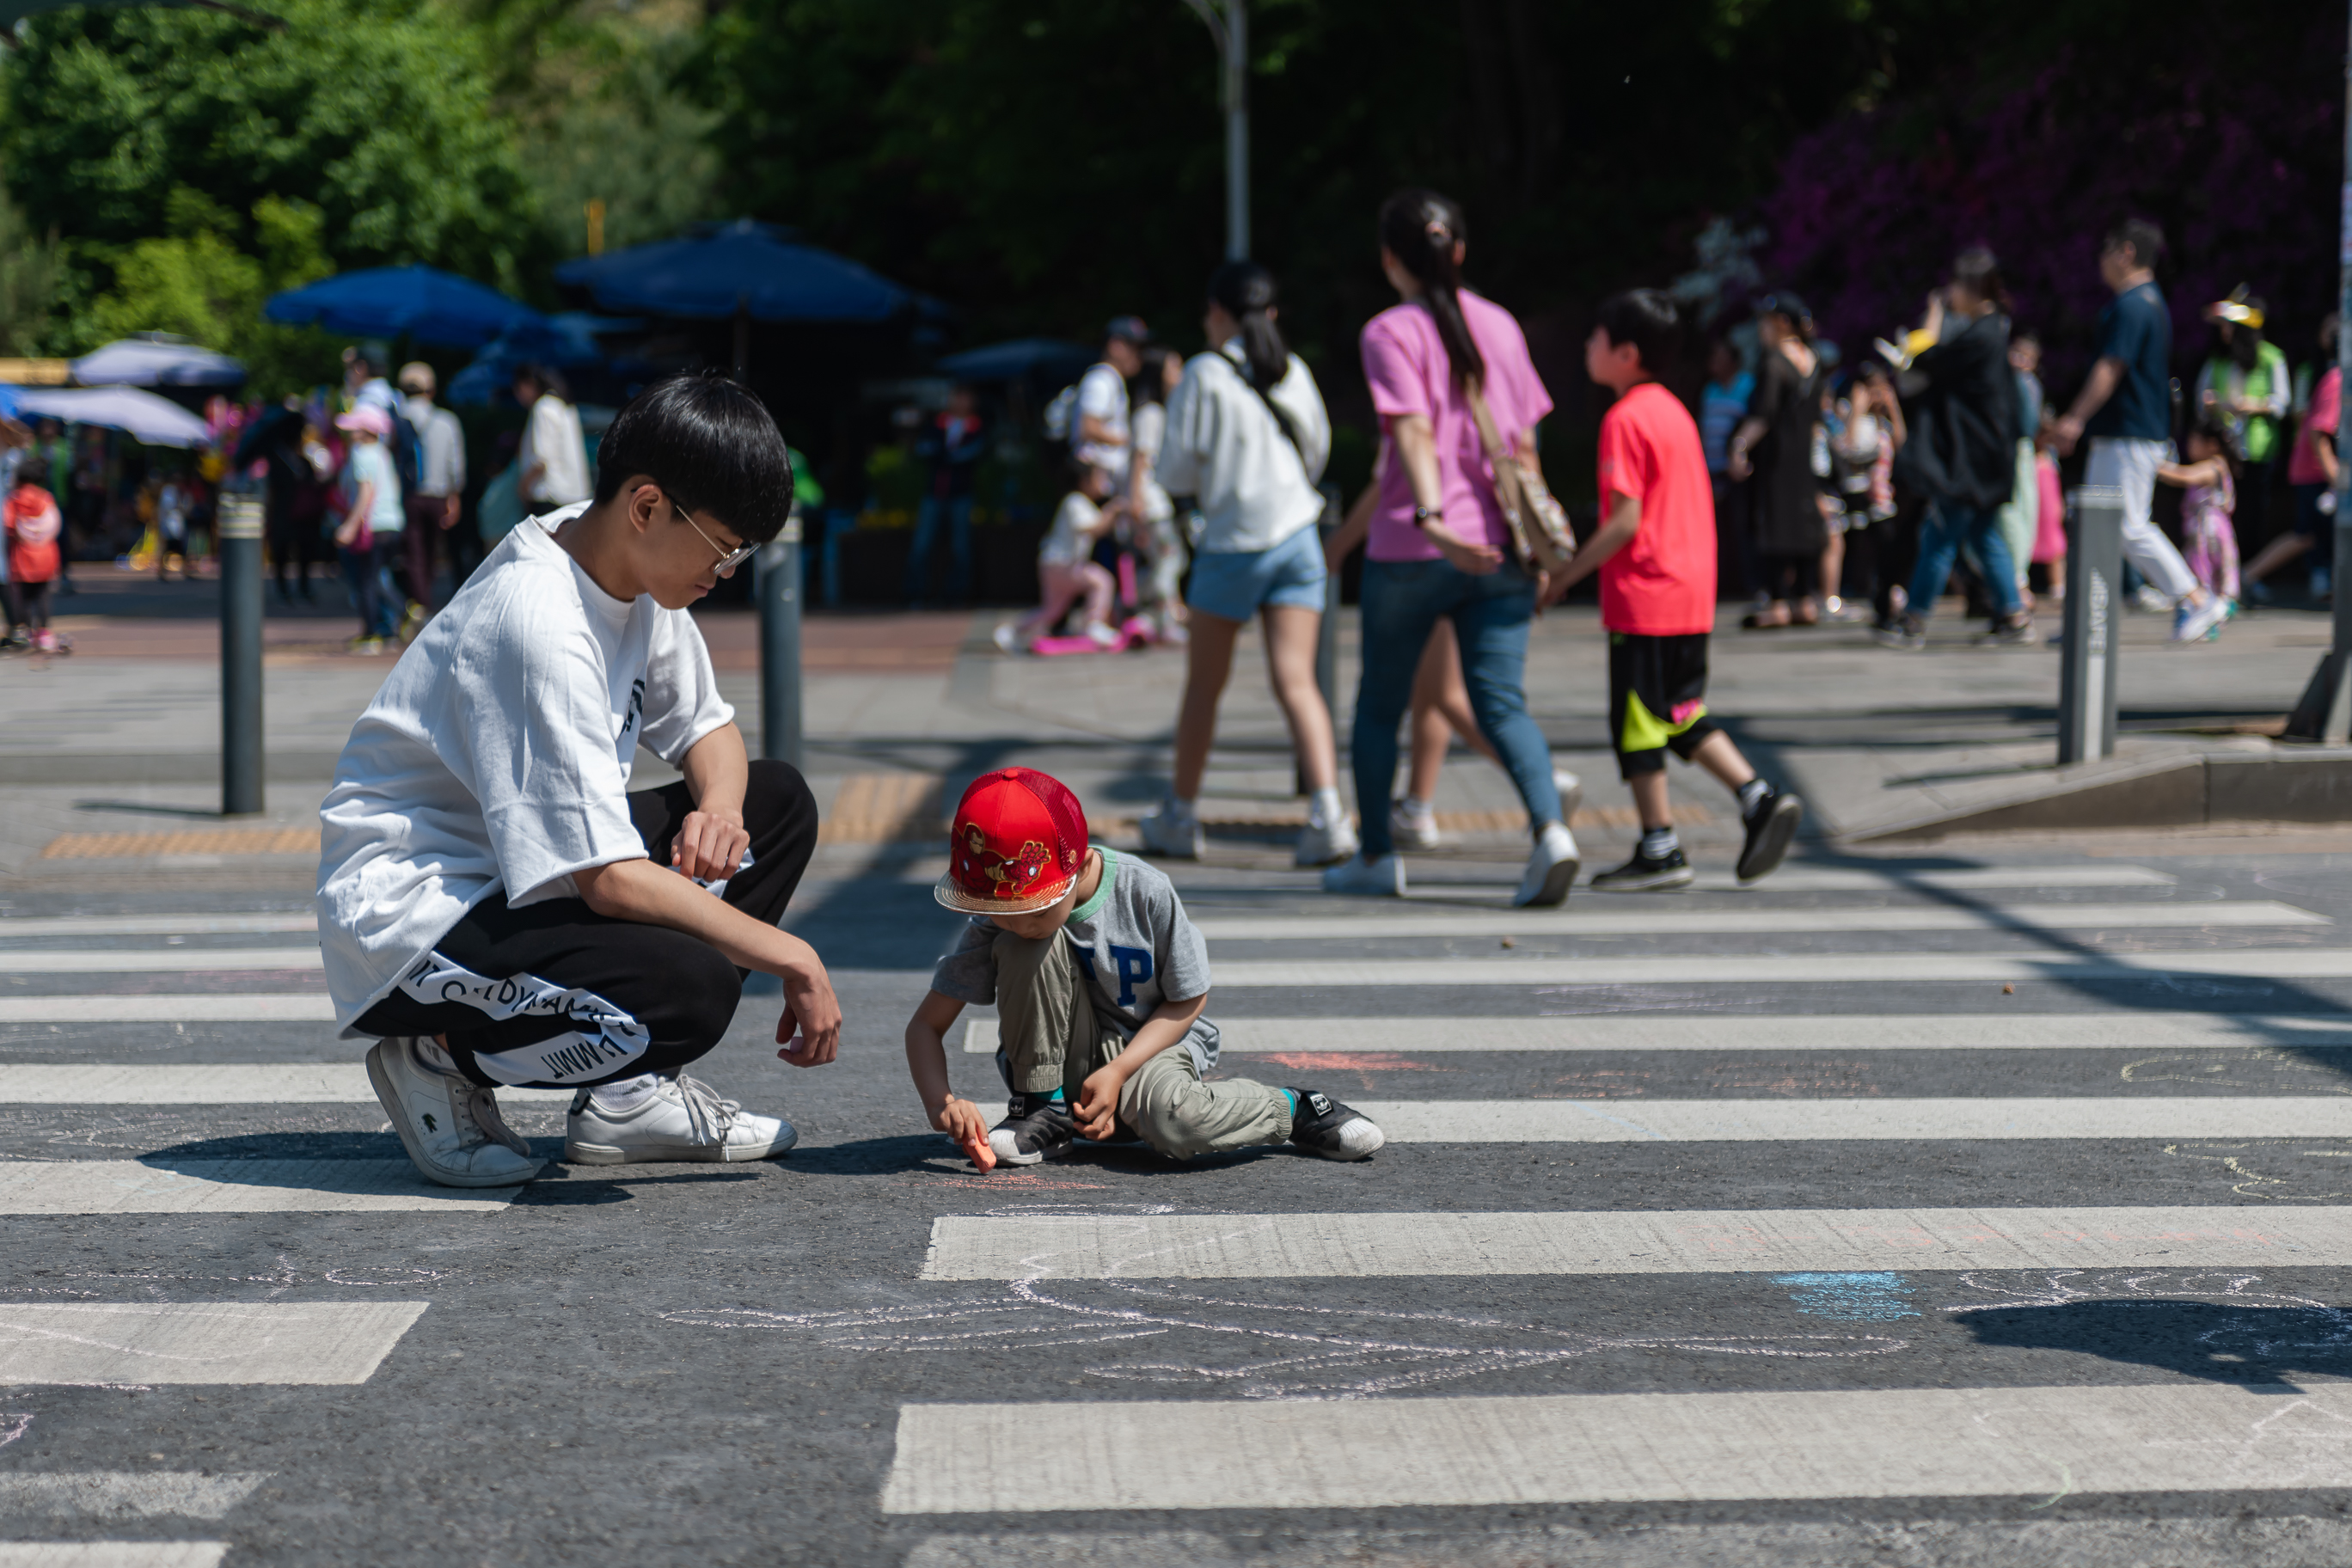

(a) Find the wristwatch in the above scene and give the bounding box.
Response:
[1412,505,1443,526]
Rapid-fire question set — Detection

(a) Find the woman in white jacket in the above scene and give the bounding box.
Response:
[1138,262,1354,870]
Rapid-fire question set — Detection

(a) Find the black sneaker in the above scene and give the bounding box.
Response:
[1736,787,1804,884]
[1871,616,1925,651]
[1590,845,1695,891]
[988,1093,1078,1166]
[1287,1089,1384,1161]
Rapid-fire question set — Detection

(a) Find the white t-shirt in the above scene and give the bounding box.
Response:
[1130,401,1173,523]
[1152,341,1329,554]
[315,503,735,1032]
[1039,492,1101,567]
[1073,362,1130,482]
[522,395,591,505]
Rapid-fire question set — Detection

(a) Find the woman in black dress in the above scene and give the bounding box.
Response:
[1729,294,1832,627]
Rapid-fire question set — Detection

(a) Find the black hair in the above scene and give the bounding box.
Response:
[1951,246,2011,312]
[1377,187,1484,387]
[1205,260,1304,452]
[591,371,798,545]
[1135,344,1178,408]
[2188,410,2240,470]
[511,361,569,403]
[2103,217,2165,270]
[1755,291,1815,343]
[1594,290,1681,378]
[2012,325,2042,349]
[2323,314,2342,358]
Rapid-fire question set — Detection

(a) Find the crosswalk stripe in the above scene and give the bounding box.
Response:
[0,915,316,940]
[1346,1096,2352,1142]
[966,1014,2352,1055]
[1193,901,2324,940]
[0,1548,228,1568]
[0,1302,427,1384]
[0,1471,268,1520]
[0,1161,519,1215]
[0,995,335,1024]
[880,1381,2352,1513]
[0,949,322,974]
[920,1205,2352,1280]
[1209,950,2352,985]
[0,1065,573,1104]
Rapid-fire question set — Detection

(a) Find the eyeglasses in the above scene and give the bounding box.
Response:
[675,500,756,573]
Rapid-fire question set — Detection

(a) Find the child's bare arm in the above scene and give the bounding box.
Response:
[1073,991,1210,1140]
[1325,476,1377,572]
[2157,457,2225,487]
[905,989,994,1167]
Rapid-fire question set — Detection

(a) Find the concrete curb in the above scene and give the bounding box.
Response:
[1845,745,2352,841]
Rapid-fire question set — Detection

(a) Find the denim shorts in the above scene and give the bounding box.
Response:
[1184,524,1326,622]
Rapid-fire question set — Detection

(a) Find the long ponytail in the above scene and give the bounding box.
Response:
[1206,260,1302,452]
[1378,187,1484,389]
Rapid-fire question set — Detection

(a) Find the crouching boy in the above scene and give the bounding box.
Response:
[904,767,1382,1167]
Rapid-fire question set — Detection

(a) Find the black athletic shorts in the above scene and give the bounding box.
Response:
[1609,631,1722,779]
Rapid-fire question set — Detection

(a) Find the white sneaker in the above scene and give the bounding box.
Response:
[1321,852,1406,897]
[1390,799,1442,851]
[2171,596,2228,643]
[564,1074,797,1165]
[1084,620,1123,648]
[991,622,1023,654]
[1138,801,1204,860]
[365,1037,542,1189]
[1512,821,1581,907]
[1295,812,1359,867]
[1552,768,1583,824]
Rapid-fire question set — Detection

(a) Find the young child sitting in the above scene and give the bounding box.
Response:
[993,462,1125,653]
[903,767,1383,1167]
[2159,418,2239,616]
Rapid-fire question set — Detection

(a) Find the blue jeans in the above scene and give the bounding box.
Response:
[904,493,974,603]
[1907,499,2019,622]
[1351,557,1561,858]
[340,541,392,639]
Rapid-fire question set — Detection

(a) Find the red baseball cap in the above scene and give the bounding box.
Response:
[934,768,1091,916]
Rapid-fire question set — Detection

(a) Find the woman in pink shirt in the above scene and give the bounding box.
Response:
[1321,188,1577,907]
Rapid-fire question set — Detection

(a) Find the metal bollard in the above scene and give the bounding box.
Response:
[1302,483,1342,798]
[218,493,266,816]
[756,510,804,769]
[2056,486,2122,765]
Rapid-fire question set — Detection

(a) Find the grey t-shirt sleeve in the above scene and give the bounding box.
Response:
[930,918,999,1004]
[1153,879,1212,1001]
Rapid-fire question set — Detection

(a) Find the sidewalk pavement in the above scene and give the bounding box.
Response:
[0,567,2339,894]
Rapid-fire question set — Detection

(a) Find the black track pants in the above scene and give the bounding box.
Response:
[353,761,819,1088]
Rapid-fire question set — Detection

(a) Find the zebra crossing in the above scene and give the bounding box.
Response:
[9,849,2352,1564]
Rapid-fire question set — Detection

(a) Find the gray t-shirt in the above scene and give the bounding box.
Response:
[931,847,1221,1075]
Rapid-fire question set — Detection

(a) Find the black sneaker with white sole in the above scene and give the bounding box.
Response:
[989,1092,1079,1166]
[1287,1089,1384,1161]
[1736,786,1804,884]
[1589,845,1695,891]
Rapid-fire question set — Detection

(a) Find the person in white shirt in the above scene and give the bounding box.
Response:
[1137,261,1351,870]
[1074,315,1148,484]
[398,363,471,602]
[515,362,592,511]
[317,374,842,1189]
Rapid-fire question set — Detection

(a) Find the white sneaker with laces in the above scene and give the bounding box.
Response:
[1085,620,1123,648]
[1321,852,1406,897]
[1512,821,1581,907]
[365,1037,542,1189]
[564,1075,797,1164]
[1138,802,1204,860]
[2171,595,2228,643]
[1390,799,1442,851]
[1295,812,1359,867]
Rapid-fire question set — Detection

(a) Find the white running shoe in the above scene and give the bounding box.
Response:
[1084,620,1123,649]
[564,1075,797,1165]
[1138,801,1204,860]
[991,622,1023,654]
[1321,852,1406,897]
[2171,595,2228,643]
[1553,768,1583,823]
[1512,821,1581,907]
[1295,812,1359,867]
[365,1037,542,1189]
[1390,799,1442,851]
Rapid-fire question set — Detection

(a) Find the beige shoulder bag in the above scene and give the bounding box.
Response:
[1464,379,1576,574]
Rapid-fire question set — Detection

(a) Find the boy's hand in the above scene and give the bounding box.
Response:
[933,1095,996,1171]
[1074,1063,1126,1141]
[1426,525,1504,577]
[672,807,750,885]
[774,963,843,1068]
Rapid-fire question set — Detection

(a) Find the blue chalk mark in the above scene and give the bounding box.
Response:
[1773,1271,1921,1322]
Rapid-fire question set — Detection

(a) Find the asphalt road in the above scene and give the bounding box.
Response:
[8,844,2352,1565]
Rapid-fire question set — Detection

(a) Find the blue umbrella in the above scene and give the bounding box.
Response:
[264,265,544,349]
[554,220,918,323]
[444,315,636,407]
[934,338,1093,384]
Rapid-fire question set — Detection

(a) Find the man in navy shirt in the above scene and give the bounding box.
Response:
[2054,218,2228,642]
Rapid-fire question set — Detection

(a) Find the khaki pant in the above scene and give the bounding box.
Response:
[992,929,1291,1161]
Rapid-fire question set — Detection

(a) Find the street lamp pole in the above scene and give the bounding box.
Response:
[1181,0,1248,260]
[2287,0,2352,741]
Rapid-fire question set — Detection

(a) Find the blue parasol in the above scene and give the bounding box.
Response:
[554,220,919,323]
[264,265,543,349]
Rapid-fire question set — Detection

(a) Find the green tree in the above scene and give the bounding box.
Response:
[0,183,58,358]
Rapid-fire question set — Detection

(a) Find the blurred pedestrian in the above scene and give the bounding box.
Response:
[1320,189,1571,903]
[1138,260,1346,872]
[334,406,403,652]
[399,363,469,609]
[1831,361,1905,624]
[515,364,591,513]
[1075,318,1148,489]
[995,458,1124,652]
[2246,315,2340,604]
[2196,288,2288,547]
[2050,218,2228,642]
[1874,247,2029,647]
[155,469,189,581]
[4,471,64,652]
[903,384,986,606]
[2159,416,2239,612]
[1996,328,2046,611]
[1727,294,1830,627]
[343,345,398,416]
[1128,346,1189,641]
